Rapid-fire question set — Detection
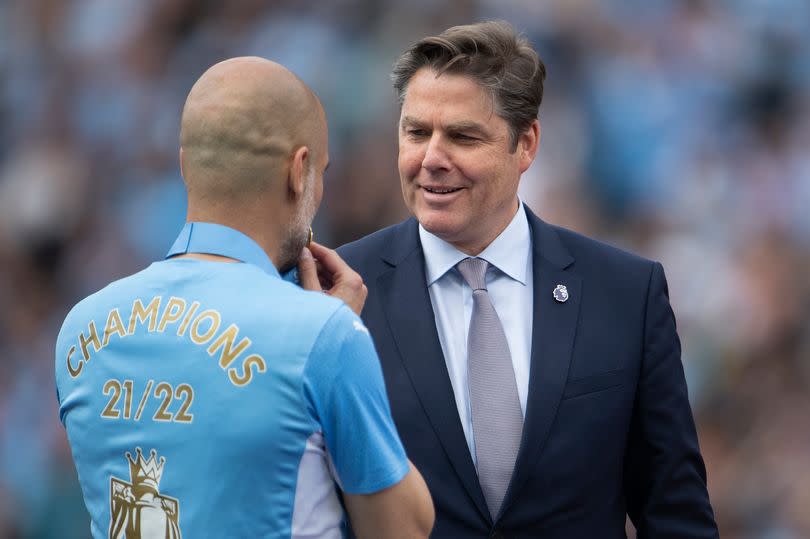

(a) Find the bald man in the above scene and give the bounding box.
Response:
[55,57,433,539]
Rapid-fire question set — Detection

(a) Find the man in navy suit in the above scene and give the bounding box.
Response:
[339,21,718,539]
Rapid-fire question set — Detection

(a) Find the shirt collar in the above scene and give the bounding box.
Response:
[165,222,280,278]
[419,202,531,286]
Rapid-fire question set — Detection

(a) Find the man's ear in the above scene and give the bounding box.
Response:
[288,145,310,199]
[179,147,185,179]
[518,119,540,173]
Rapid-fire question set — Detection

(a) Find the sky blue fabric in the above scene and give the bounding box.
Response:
[56,222,407,538]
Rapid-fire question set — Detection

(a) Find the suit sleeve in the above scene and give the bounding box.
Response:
[624,262,719,538]
[303,305,410,494]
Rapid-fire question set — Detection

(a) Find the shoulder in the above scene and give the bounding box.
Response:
[303,305,378,392]
[219,265,348,339]
[58,266,152,331]
[337,218,417,270]
[54,266,157,384]
[557,226,653,269]
[310,304,370,354]
[529,210,659,289]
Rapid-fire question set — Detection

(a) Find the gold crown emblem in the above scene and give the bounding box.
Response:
[126,448,166,492]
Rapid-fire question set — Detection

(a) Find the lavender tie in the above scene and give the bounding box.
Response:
[457,257,523,519]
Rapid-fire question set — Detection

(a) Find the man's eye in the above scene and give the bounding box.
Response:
[453,133,477,142]
[407,129,428,138]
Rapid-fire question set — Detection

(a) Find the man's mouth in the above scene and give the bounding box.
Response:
[422,186,462,194]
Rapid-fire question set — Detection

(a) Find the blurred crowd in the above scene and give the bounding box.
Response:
[1,0,808,537]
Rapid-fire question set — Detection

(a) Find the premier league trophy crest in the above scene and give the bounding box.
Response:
[109,448,182,539]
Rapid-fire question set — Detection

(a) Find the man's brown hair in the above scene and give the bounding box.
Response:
[392,20,546,150]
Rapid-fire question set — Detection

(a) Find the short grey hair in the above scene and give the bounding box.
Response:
[391,20,546,151]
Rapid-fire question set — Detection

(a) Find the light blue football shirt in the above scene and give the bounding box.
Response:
[56,222,409,538]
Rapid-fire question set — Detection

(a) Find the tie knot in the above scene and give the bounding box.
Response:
[457,257,489,291]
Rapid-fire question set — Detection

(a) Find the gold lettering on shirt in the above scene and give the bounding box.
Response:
[102,308,127,347]
[176,301,200,336]
[66,346,83,378]
[208,324,252,369]
[158,297,186,333]
[80,321,102,360]
[128,296,161,334]
[189,310,221,345]
[229,354,267,387]
[65,296,267,387]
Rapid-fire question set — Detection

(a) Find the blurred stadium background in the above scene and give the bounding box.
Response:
[1,0,809,537]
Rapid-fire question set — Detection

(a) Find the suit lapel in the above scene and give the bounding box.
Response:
[499,207,581,519]
[377,220,491,523]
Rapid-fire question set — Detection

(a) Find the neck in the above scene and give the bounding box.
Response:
[185,207,289,268]
[174,253,239,263]
[448,199,521,256]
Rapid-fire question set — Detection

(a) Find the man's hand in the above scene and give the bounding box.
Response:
[297,241,368,315]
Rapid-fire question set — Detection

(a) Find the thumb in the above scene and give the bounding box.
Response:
[297,247,320,291]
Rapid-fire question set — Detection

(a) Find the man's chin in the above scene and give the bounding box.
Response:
[277,259,297,274]
[417,215,463,241]
[278,235,309,274]
[417,216,484,253]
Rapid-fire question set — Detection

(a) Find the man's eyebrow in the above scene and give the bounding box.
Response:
[401,117,490,135]
[400,115,424,127]
[446,121,489,135]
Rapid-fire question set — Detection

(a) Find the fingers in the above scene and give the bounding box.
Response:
[330,281,367,316]
[307,241,348,275]
[297,247,321,291]
[307,241,367,315]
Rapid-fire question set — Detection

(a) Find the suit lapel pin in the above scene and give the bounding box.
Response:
[553,284,569,303]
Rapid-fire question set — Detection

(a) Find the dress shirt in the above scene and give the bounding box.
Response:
[419,203,534,464]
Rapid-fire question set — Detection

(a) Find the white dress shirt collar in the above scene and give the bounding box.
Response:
[419,202,531,286]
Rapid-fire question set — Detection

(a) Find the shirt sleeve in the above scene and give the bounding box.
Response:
[303,305,409,494]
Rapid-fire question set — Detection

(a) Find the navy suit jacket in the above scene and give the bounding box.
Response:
[338,206,718,539]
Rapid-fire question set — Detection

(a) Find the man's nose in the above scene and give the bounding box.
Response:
[421,135,451,172]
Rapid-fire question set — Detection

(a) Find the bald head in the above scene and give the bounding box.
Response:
[180,57,325,201]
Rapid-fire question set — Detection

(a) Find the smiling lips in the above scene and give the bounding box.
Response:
[422,185,463,194]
